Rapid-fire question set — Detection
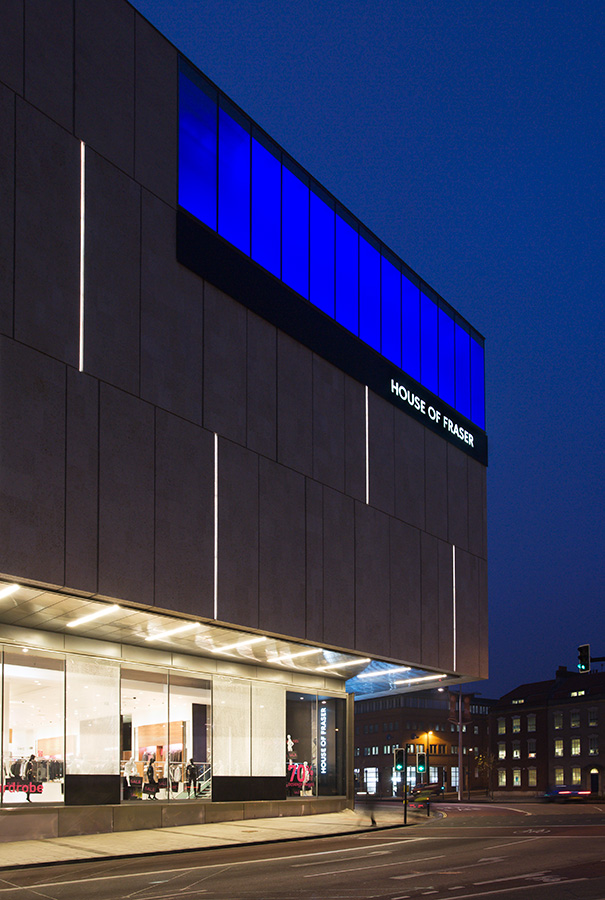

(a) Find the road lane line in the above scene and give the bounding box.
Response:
[303,854,446,878]
[433,879,588,899]
[0,839,425,892]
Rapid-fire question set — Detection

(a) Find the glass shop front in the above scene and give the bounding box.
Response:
[1,645,347,805]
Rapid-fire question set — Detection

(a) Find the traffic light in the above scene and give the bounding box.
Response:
[578,644,591,673]
[417,752,426,774]
[394,748,405,772]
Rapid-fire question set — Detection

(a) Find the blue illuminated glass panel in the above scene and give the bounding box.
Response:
[401,273,420,382]
[359,238,380,352]
[438,309,455,407]
[310,192,334,317]
[179,72,217,229]
[470,337,485,428]
[282,168,309,299]
[251,138,280,278]
[420,293,438,395]
[218,108,250,255]
[381,258,401,367]
[335,216,358,335]
[454,325,471,419]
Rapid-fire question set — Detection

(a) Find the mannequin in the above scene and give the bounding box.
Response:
[186,759,198,798]
[146,756,158,799]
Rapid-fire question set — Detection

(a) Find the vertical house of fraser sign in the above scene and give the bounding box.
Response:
[319,705,328,775]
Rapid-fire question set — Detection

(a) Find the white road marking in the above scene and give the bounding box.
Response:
[0,840,423,892]
[304,854,446,878]
[436,878,587,899]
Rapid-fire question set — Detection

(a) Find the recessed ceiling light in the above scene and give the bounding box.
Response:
[394,674,447,686]
[67,604,120,628]
[145,622,201,642]
[211,636,267,653]
[358,666,411,679]
[320,657,371,671]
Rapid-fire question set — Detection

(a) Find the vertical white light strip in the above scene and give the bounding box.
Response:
[452,544,457,670]
[365,385,370,505]
[213,432,219,619]
[78,141,85,372]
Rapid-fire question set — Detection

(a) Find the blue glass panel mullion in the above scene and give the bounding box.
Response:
[310,192,335,317]
[359,238,380,352]
[381,257,401,367]
[438,309,455,407]
[401,274,420,382]
[335,215,359,335]
[420,293,439,395]
[178,72,217,229]
[218,108,251,255]
[251,138,281,278]
[470,338,486,428]
[454,324,471,419]
[282,167,309,299]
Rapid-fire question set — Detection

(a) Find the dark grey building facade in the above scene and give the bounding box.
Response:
[0,0,487,840]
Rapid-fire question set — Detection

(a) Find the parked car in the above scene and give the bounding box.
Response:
[410,783,445,798]
[543,785,591,802]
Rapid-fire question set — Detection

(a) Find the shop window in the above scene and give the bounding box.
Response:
[120,667,168,802]
[527,714,536,732]
[571,738,581,756]
[497,769,506,787]
[571,767,581,786]
[555,767,564,785]
[2,649,65,805]
[528,768,537,787]
[513,768,521,787]
[364,767,379,795]
[169,673,212,799]
[286,692,316,796]
[66,656,120,803]
[554,740,563,757]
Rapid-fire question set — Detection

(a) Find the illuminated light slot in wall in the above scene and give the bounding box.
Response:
[145,622,201,642]
[365,386,370,504]
[213,432,218,619]
[211,635,267,654]
[0,584,20,600]
[394,673,447,686]
[358,665,412,679]
[452,544,457,670]
[78,141,85,372]
[66,604,120,628]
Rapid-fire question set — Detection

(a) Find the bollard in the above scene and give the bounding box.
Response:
[426,798,430,817]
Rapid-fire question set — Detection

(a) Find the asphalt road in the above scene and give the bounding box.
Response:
[2,801,605,900]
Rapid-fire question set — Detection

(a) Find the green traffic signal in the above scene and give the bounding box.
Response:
[417,752,426,773]
[577,644,591,672]
[394,748,404,771]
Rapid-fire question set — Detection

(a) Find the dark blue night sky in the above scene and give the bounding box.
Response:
[131,0,605,699]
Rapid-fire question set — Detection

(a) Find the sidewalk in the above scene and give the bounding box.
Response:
[0,806,426,871]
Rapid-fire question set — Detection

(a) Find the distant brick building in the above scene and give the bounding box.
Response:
[354,689,494,796]
[491,667,605,796]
